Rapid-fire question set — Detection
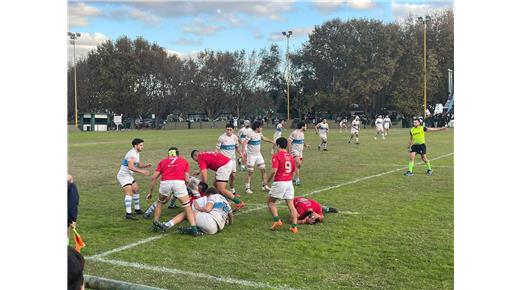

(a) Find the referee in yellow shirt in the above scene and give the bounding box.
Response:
[404,117,447,176]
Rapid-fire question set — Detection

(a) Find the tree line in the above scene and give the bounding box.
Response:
[67,9,453,122]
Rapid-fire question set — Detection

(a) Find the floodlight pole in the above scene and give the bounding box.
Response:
[282,31,292,122]
[418,17,430,119]
[69,32,81,128]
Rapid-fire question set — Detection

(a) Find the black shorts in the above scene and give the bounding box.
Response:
[411,144,427,155]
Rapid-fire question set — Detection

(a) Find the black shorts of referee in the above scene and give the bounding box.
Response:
[410,144,427,155]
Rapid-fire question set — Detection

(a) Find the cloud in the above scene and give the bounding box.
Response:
[68,32,109,63]
[346,0,375,10]
[171,37,203,46]
[109,6,161,26]
[313,0,345,11]
[391,0,452,22]
[267,27,314,42]
[183,24,223,36]
[68,2,101,27]
[166,49,200,60]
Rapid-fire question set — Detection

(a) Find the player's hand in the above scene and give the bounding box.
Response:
[144,163,152,168]
[192,171,200,176]
[142,170,150,176]
[146,192,153,201]
[70,221,77,229]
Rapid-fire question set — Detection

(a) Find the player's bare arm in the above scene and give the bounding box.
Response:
[200,169,208,183]
[128,158,149,176]
[195,201,215,213]
[261,135,275,144]
[267,168,277,184]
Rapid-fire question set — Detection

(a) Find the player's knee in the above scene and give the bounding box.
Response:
[158,195,169,204]
[181,200,190,208]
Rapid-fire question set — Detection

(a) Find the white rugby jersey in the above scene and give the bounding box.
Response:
[288,129,305,156]
[274,123,284,140]
[216,133,239,159]
[375,117,384,127]
[238,127,253,142]
[383,117,391,125]
[351,119,360,130]
[317,122,329,135]
[244,130,263,155]
[118,148,139,176]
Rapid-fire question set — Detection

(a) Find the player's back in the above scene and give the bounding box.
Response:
[273,151,295,182]
[157,156,189,181]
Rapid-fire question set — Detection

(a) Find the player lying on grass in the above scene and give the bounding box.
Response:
[293,196,338,225]
[144,147,202,236]
[267,137,299,233]
[144,176,208,217]
[191,150,245,210]
[159,187,234,235]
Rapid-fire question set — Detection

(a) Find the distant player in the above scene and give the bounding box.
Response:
[232,117,238,129]
[287,121,310,186]
[294,196,338,225]
[267,137,299,233]
[374,115,385,140]
[144,147,202,236]
[348,116,361,144]
[315,118,329,151]
[404,117,448,176]
[383,115,391,136]
[160,187,233,235]
[272,119,285,154]
[241,120,275,194]
[339,118,348,133]
[191,150,245,210]
[216,123,240,195]
[237,120,253,171]
[117,138,151,220]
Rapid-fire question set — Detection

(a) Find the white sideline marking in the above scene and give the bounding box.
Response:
[359,163,453,168]
[88,152,453,256]
[90,257,300,290]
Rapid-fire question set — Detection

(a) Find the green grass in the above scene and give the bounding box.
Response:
[68,126,453,290]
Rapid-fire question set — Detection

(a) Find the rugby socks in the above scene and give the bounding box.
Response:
[164,220,175,228]
[145,202,157,216]
[133,193,141,210]
[408,162,414,173]
[191,225,199,233]
[169,197,177,207]
[356,137,359,143]
[273,216,280,222]
[290,224,297,228]
[426,162,432,171]
[124,195,132,214]
[231,197,241,204]
[322,206,330,213]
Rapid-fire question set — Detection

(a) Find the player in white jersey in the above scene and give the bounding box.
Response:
[240,120,275,194]
[232,117,238,129]
[288,121,311,186]
[160,187,233,235]
[216,123,240,195]
[383,115,391,136]
[116,138,151,220]
[374,115,385,140]
[339,118,348,133]
[315,119,330,151]
[237,120,253,171]
[348,116,361,144]
[272,119,285,154]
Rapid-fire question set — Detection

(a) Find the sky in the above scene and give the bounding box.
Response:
[67,0,453,62]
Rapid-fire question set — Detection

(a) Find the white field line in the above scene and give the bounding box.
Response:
[90,257,300,290]
[88,152,453,258]
[358,164,453,168]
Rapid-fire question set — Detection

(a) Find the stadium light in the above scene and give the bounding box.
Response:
[69,32,81,128]
[282,30,293,122]
[417,16,430,119]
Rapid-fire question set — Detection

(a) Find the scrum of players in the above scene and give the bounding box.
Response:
[116,114,444,236]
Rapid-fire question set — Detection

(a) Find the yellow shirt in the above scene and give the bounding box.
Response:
[410,126,427,145]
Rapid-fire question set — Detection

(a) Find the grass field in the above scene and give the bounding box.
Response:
[68,126,454,290]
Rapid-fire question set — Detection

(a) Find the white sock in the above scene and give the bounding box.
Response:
[245,183,250,189]
[230,188,235,194]
[124,195,132,214]
[164,220,175,228]
[145,202,157,215]
[133,193,140,210]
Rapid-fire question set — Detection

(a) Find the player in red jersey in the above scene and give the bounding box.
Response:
[190,150,244,210]
[145,147,202,236]
[266,137,299,233]
[293,196,338,224]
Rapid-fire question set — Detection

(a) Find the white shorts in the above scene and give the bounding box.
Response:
[196,212,219,234]
[291,150,303,158]
[319,134,327,141]
[384,124,390,129]
[216,160,234,182]
[117,174,135,187]
[376,125,384,132]
[231,159,237,173]
[159,180,188,198]
[269,181,294,200]
[351,129,359,134]
[246,153,265,169]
